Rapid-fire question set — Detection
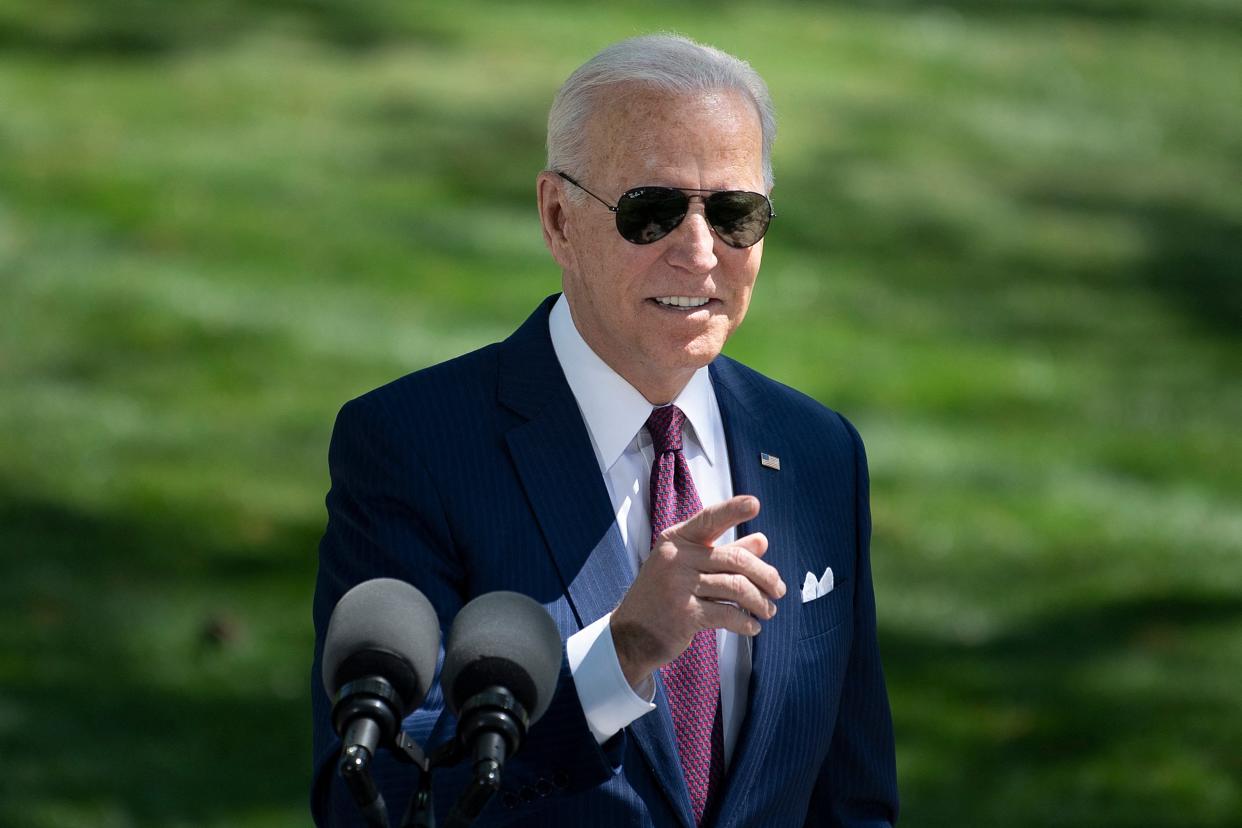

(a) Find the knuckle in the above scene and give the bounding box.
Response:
[767,568,784,591]
[731,611,756,636]
[652,540,678,563]
[739,558,764,584]
[746,583,765,606]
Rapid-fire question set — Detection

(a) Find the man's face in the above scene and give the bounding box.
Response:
[555,87,766,402]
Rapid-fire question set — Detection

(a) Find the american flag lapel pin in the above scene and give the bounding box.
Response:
[760,452,781,471]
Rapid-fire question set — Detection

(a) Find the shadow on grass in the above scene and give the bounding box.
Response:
[16,0,1235,64]
[775,145,1242,349]
[3,678,311,822]
[357,94,548,210]
[1018,187,1242,341]
[884,590,1242,826]
[826,0,1242,29]
[0,489,321,824]
[0,0,459,59]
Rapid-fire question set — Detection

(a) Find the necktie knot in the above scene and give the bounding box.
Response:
[646,405,686,454]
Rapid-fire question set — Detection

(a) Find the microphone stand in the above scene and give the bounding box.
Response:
[393,732,442,828]
[334,682,524,828]
[404,687,528,828]
[333,676,437,828]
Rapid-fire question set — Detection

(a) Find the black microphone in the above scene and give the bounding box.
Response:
[323,578,441,828]
[440,591,562,822]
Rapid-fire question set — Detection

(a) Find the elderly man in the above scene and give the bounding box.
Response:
[312,34,898,827]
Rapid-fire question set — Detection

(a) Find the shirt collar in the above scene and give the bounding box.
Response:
[548,294,718,473]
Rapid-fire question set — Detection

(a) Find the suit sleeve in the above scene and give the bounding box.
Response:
[804,415,900,827]
[310,395,623,827]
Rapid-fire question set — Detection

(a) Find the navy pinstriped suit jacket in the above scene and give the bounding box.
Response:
[311,295,898,827]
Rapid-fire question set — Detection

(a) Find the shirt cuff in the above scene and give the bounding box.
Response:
[566,612,657,745]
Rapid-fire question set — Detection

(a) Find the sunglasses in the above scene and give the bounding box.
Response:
[557,172,774,249]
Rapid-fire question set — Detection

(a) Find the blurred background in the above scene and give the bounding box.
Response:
[2,1,1240,825]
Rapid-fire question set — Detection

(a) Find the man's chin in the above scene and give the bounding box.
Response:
[686,326,731,359]
[662,338,726,374]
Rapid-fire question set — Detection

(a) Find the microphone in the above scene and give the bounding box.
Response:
[440,591,562,821]
[323,578,441,828]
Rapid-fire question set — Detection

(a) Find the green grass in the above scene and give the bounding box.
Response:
[2,1,1240,825]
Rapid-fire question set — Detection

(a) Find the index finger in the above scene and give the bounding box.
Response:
[676,495,760,546]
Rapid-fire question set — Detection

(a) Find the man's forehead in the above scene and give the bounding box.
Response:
[584,86,763,184]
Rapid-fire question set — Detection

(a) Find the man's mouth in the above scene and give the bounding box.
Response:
[652,296,711,309]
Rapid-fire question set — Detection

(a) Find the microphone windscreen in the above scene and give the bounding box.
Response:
[441,591,562,724]
[322,578,441,715]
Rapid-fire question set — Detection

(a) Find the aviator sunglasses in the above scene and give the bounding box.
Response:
[557,171,775,249]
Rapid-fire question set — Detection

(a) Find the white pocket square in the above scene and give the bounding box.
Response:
[800,566,834,603]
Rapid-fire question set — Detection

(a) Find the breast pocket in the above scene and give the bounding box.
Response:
[797,579,851,640]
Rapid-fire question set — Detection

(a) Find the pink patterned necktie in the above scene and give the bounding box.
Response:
[646,404,725,826]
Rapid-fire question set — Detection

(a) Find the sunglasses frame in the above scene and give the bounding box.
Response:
[556,171,775,249]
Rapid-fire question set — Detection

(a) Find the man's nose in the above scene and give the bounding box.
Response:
[666,200,718,274]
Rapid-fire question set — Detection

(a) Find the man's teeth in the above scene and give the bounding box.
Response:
[655,296,710,308]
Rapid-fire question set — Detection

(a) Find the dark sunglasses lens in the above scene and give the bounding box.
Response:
[615,188,689,244]
[706,191,772,248]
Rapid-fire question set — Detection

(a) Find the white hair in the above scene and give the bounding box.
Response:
[547,33,777,195]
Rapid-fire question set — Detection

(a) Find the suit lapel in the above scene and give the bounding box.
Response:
[709,358,798,828]
[498,296,630,630]
[498,296,695,828]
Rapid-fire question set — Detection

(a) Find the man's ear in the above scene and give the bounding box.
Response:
[537,171,574,270]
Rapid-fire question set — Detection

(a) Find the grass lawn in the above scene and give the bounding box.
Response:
[1,1,1240,825]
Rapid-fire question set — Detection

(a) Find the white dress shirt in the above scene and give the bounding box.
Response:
[551,295,751,765]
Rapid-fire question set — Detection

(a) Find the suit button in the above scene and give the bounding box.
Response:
[502,793,518,809]
[520,785,537,802]
[552,770,569,789]
[536,778,553,797]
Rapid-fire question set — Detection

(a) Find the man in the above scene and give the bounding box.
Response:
[312,34,898,827]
